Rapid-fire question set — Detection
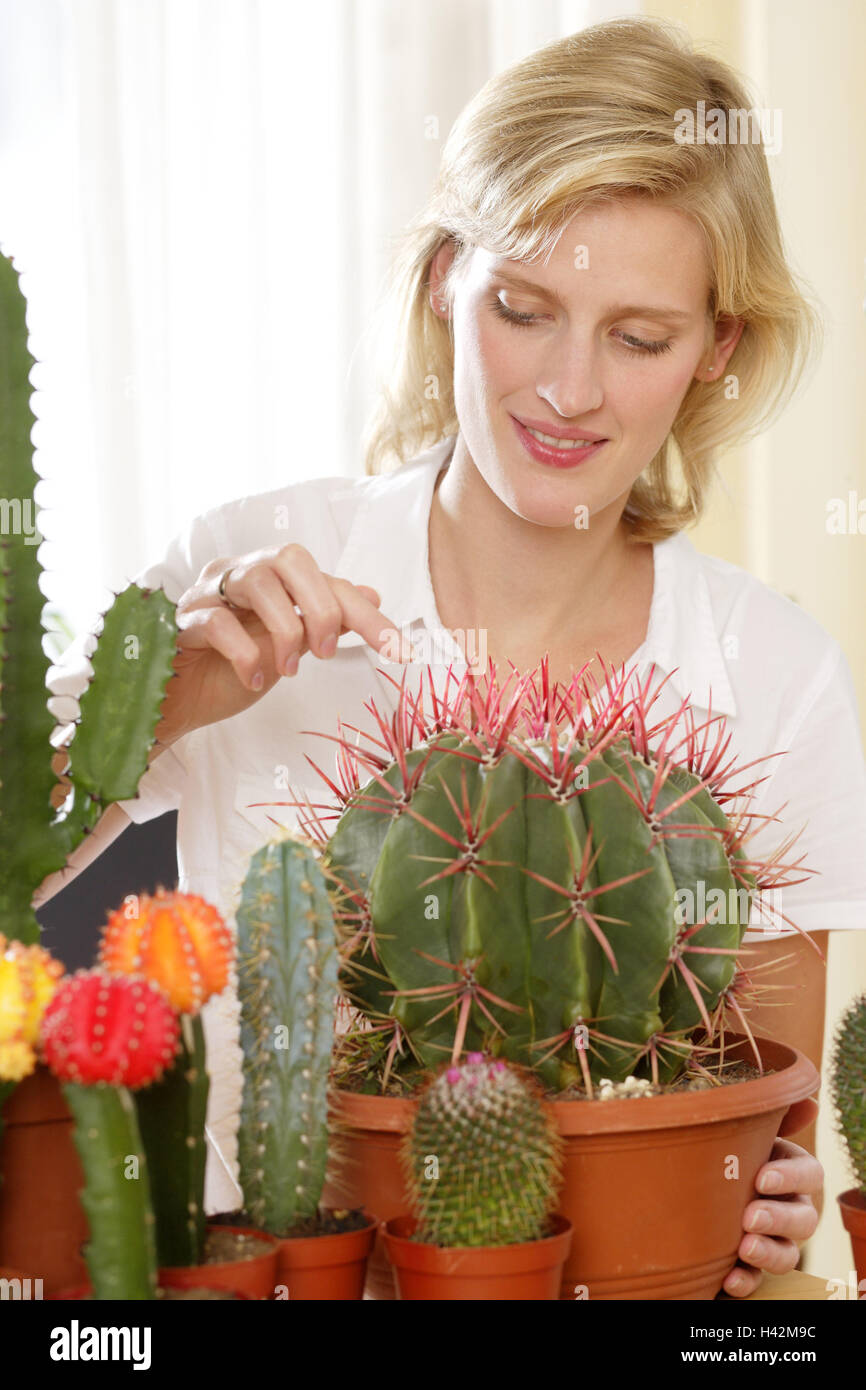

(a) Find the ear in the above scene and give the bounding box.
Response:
[428,239,458,319]
[695,314,746,381]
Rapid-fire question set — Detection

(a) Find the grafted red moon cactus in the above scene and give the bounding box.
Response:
[40,969,180,1089]
[98,889,232,1014]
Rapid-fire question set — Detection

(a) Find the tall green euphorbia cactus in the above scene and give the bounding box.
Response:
[0,250,178,948]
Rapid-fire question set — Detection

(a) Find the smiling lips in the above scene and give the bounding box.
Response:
[511,415,607,468]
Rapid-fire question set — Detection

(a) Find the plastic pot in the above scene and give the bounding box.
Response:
[159,1224,279,1300]
[326,1034,819,1301]
[383,1214,572,1300]
[0,1065,89,1293]
[323,1091,415,1299]
[838,1189,866,1291]
[273,1210,377,1300]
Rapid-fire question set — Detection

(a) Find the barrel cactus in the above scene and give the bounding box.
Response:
[402,1052,563,1246]
[830,994,866,1196]
[294,660,809,1094]
[235,836,340,1234]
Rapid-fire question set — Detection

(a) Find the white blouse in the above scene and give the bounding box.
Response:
[46,434,866,1212]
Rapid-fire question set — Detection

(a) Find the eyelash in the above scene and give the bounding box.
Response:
[491,298,674,357]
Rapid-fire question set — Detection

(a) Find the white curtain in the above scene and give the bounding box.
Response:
[0,0,635,646]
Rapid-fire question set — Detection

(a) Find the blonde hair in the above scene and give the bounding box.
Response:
[361,15,822,542]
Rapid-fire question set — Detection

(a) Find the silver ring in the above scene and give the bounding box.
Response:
[218,565,242,610]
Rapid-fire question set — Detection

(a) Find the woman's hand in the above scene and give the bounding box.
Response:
[154,544,408,746]
[722,1099,823,1298]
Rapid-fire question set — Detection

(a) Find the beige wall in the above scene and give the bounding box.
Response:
[643,0,866,1285]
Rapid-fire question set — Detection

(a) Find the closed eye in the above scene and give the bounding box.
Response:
[491,299,673,356]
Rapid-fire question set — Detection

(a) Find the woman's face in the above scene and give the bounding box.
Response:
[430,198,743,530]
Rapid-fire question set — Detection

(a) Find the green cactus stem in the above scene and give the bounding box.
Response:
[0,251,179,946]
[236,837,339,1233]
[402,1053,563,1247]
[63,1081,158,1299]
[297,662,807,1094]
[830,993,866,1195]
[134,1013,208,1267]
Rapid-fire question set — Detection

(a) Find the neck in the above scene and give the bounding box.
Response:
[428,434,638,651]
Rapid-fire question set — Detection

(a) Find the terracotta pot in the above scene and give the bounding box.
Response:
[323,1091,415,1299]
[159,1224,279,1300]
[838,1189,866,1291]
[273,1210,377,1300]
[383,1214,572,1300]
[326,1034,819,1301]
[0,1065,88,1293]
[549,1035,818,1299]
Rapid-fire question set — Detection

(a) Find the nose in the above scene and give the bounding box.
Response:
[536,331,604,418]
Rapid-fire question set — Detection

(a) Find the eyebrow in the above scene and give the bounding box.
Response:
[489,268,694,324]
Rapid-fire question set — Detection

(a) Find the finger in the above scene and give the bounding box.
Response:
[176,605,266,691]
[742,1191,819,1244]
[778,1098,819,1138]
[736,1231,801,1276]
[265,546,347,659]
[722,1263,764,1298]
[755,1141,825,1197]
[220,564,307,677]
[326,575,411,659]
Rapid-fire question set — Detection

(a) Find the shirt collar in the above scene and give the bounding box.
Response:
[333,435,737,717]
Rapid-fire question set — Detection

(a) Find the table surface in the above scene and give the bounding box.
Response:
[717,1270,834,1301]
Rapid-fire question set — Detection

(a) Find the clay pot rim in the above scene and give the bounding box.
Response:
[274,1209,378,1246]
[159,1222,280,1276]
[382,1213,572,1273]
[330,1034,818,1136]
[838,1188,866,1225]
[46,1282,254,1300]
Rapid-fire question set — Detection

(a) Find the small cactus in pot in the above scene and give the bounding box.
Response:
[383,1052,572,1298]
[32,890,241,1298]
[39,968,182,1299]
[402,1051,564,1247]
[98,889,234,1268]
[229,834,378,1299]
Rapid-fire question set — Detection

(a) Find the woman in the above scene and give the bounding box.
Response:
[41,17,866,1296]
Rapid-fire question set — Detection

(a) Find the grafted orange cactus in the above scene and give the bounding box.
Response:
[98,889,232,1014]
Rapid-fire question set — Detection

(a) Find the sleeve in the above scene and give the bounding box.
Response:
[46,510,224,825]
[741,641,866,941]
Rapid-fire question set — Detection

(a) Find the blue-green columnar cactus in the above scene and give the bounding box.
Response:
[235,837,340,1233]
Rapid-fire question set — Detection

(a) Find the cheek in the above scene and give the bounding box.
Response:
[608,356,697,423]
[459,311,528,390]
